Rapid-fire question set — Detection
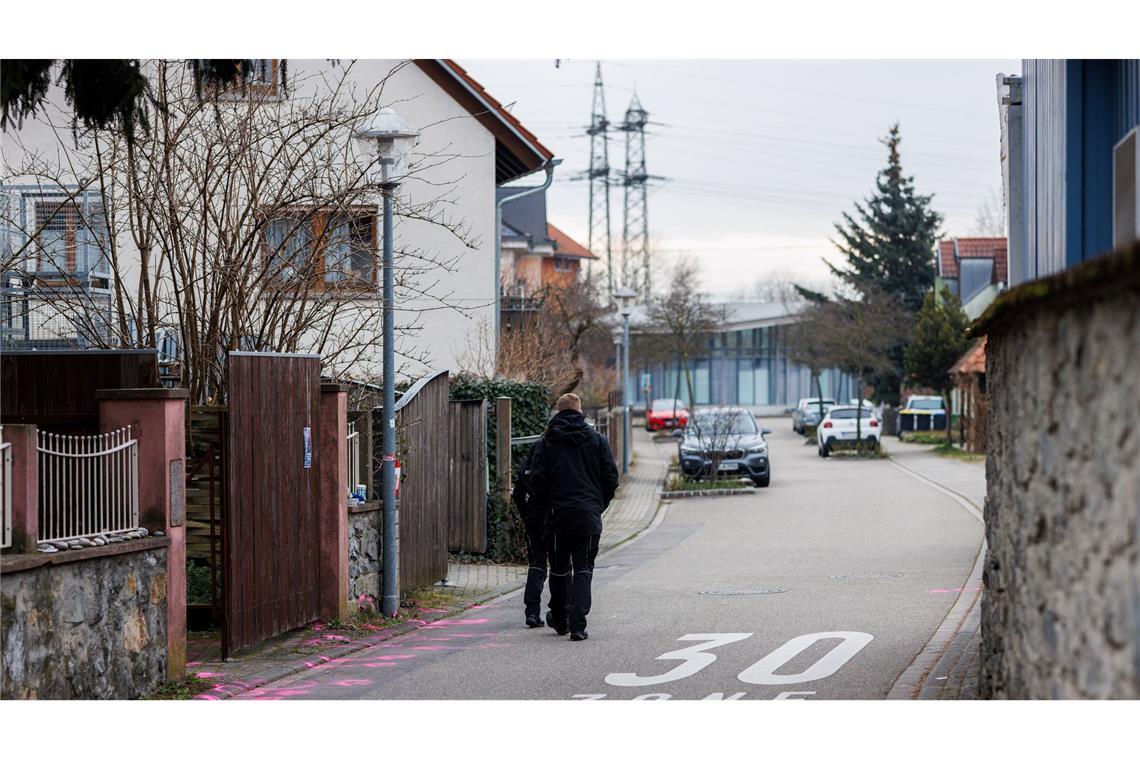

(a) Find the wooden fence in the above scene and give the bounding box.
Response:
[392,370,450,593]
[0,349,159,429]
[606,410,624,469]
[447,399,487,553]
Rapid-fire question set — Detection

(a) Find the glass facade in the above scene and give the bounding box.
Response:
[630,322,855,410]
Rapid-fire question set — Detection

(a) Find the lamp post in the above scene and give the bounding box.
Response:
[614,286,638,475]
[354,108,419,619]
[612,329,623,406]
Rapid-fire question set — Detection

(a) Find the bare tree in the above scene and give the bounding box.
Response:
[685,408,745,483]
[972,188,1006,237]
[785,300,833,424]
[2,59,478,403]
[458,270,610,400]
[642,258,727,411]
[810,286,909,446]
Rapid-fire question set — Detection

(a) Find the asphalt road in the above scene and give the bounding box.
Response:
[238,420,983,700]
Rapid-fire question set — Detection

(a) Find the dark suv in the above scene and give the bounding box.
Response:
[675,406,772,487]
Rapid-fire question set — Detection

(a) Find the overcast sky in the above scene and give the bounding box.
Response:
[463,59,1021,299]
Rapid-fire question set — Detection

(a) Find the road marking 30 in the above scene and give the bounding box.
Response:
[605,633,753,688]
[737,631,874,685]
[601,630,874,692]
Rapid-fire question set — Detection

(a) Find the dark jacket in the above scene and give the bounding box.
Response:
[511,442,548,535]
[529,409,620,537]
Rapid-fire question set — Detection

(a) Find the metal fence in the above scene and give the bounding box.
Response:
[346,420,361,497]
[1,279,115,351]
[1,436,12,549]
[37,426,139,543]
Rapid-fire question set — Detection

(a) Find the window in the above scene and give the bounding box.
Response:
[33,199,108,278]
[830,408,873,419]
[959,259,994,302]
[263,208,376,290]
[199,59,283,99]
[552,256,574,273]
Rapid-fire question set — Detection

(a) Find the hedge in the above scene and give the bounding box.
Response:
[449,374,551,562]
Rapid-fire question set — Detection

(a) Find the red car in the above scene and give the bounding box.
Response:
[645,398,690,432]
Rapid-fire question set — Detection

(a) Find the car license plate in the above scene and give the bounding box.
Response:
[717,462,738,472]
[664,420,675,427]
[839,432,856,439]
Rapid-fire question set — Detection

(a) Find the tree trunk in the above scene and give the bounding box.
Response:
[854,375,863,444]
[943,388,953,447]
[682,353,696,413]
[814,370,825,420]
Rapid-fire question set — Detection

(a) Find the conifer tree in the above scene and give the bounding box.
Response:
[904,287,970,445]
[817,123,944,404]
[830,123,943,312]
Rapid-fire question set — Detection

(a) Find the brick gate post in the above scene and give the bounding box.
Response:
[2,424,39,553]
[319,383,349,622]
[96,388,189,681]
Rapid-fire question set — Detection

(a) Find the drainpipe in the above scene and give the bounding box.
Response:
[495,159,561,358]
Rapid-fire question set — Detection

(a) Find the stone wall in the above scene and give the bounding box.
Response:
[979,258,1140,698]
[1,544,169,699]
[348,506,381,609]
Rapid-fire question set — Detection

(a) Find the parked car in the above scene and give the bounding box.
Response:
[675,406,772,487]
[898,395,947,433]
[792,397,836,433]
[646,398,690,432]
[817,405,880,457]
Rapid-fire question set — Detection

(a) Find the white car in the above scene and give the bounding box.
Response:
[817,405,881,457]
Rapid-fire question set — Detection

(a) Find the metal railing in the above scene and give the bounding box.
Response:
[1,436,12,549]
[346,420,361,496]
[37,426,139,543]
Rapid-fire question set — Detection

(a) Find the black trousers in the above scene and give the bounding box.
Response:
[523,530,550,616]
[548,533,601,634]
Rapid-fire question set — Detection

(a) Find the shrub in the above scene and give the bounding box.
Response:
[450,374,551,560]
[186,560,219,606]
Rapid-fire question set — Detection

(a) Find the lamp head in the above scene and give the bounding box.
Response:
[614,285,639,317]
[354,108,420,184]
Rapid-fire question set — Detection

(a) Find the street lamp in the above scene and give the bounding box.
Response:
[611,329,623,417]
[354,108,419,619]
[614,285,638,475]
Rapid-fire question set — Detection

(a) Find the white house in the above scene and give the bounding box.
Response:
[1,59,554,385]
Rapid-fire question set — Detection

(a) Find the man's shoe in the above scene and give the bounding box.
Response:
[525,613,545,628]
[546,611,569,635]
[569,631,589,641]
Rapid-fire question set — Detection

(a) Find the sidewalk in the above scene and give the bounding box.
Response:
[184,428,670,700]
[880,435,986,507]
[435,432,669,600]
[882,434,985,700]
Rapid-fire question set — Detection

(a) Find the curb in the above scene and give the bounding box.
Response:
[660,487,755,499]
[195,602,493,700]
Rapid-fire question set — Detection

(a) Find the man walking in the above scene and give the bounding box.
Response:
[512,441,550,628]
[528,393,620,641]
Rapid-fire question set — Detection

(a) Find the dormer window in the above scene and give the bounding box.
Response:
[198,59,283,99]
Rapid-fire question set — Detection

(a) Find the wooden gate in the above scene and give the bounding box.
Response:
[224,352,321,655]
[447,399,487,553]
[393,370,450,592]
